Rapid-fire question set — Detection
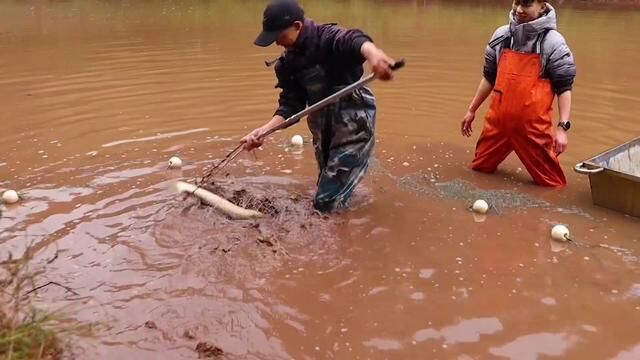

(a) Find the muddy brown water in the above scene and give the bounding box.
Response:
[1,1,640,359]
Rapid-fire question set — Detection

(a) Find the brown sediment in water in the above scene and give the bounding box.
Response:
[171,177,340,276]
[117,177,345,358]
[201,179,284,217]
[195,341,224,358]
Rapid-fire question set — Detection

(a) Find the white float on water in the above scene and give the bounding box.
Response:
[168,156,183,169]
[472,199,489,214]
[291,135,304,146]
[2,190,20,204]
[551,224,570,242]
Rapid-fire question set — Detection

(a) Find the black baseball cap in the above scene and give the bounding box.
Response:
[254,0,304,47]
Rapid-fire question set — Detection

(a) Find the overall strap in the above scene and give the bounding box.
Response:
[534,29,552,75]
[488,33,511,50]
[532,29,551,54]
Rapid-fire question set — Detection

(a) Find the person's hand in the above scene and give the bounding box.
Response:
[370,56,395,80]
[367,52,395,81]
[361,42,395,80]
[240,127,265,151]
[461,110,475,137]
[554,129,568,155]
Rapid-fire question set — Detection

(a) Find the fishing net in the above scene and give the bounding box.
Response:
[412,176,549,209]
[369,158,549,209]
[163,174,341,281]
[199,177,289,219]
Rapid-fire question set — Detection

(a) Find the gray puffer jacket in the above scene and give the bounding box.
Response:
[483,4,576,95]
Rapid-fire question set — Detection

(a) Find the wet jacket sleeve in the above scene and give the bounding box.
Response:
[273,60,307,119]
[483,26,508,86]
[544,32,576,95]
[319,25,373,63]
[483,45,498,86]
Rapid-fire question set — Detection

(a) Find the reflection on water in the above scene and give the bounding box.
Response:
[413,317,503,345]
[489,332,580,360]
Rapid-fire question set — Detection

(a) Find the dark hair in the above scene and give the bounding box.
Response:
[514,0,545,6]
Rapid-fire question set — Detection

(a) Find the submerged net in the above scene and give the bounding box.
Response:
[197,177,303,220]
[368,157,549,209]
[161,176,339,281]
[395,171,549,209]
[432,178,549,209]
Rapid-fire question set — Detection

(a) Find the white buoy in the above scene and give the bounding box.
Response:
[472,199,489,214]
[168,156,183,169]
[2,190,20,204]
[291,135,304,146]
[551,225,570,242]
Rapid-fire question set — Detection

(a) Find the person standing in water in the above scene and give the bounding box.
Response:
[242,0,397,212]
[461,0,576,186]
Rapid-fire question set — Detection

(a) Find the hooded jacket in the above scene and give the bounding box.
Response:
[483,4,576,95]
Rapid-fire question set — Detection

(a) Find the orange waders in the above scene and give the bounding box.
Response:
[471,49,567,187]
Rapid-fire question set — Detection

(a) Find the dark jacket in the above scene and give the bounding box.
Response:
[272,18,373,119]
